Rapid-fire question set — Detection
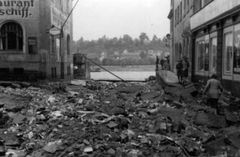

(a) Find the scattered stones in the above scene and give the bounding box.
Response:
[83,146,93,153]
[5,149,26,157]
[107,148,115,155]
[194,112,227,128]
[107,121,118,128]
[0,80,237,156]
[43,140,62,153]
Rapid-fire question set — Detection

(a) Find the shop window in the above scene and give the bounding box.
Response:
[204,39,209,71]
[210,37,217,74]
[195,37,209,73]
[234,24,240,74]
[223,32,233,75]
[0,22,23,51]
[196,40,205,71]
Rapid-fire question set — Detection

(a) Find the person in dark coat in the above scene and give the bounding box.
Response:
[156,56,159,71]
[160,59,164,70]
[203,74,223,114]
[176,59,183,84]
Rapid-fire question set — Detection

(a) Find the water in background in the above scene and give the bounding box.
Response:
[91,71,155,81]
[90,65,155,81]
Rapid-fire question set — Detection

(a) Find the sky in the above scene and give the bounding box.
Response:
[73,0,170,41]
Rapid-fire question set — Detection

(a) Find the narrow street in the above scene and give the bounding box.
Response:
[1,0,240,156]
[0,79,239,157]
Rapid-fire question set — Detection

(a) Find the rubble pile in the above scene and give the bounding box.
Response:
[0,80,239,157]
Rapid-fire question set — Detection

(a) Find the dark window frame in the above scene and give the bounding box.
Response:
[193,0,214,15]
[0,22,23,51]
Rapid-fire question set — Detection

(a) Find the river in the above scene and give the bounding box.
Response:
[90,71,155,81]
[90,65,155,81]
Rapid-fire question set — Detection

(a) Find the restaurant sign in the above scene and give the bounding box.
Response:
[0,0,37,19]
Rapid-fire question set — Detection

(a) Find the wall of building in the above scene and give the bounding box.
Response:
[191,0,240,30]
[47,0,73,80]
[171,0,193,73]
[0,0,73,81]
[191,0,240,96]
[0,0,42,80]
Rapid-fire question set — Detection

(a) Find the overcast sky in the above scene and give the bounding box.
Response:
[73,0,170,41]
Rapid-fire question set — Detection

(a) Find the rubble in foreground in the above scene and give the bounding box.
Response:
[0,80,239,157]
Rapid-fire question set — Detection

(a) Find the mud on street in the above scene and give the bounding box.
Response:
[0,80,239,157]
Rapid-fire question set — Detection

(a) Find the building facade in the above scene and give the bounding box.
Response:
[168,0,174,70]
[191,0,240,96]
[168,0,193,72]
[0,0,73,80]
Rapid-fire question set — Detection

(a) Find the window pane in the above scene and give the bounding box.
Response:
[196,40,204,71]
[194,0,201,13]
[210,37,217,73]
[7,32,17,50]
[0,22,23,51]
[199,41,205,71]
[204,40,209,71]
[234,24,240,73]
[19,36,23,50]
[223,33,233,74]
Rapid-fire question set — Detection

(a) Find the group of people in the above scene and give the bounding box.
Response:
[156,55,224,115]
[156,56,170,71]
[176,56,190,85]
[175,57,223,114]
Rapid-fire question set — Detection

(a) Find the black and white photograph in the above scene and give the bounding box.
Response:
[0,0,238,156]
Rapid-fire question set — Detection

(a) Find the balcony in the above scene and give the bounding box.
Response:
[191,0,240,30]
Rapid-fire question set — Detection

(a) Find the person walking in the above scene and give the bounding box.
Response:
[203,74,223,114]
[176,59,183,84]
[156,56,159,71]
[160,59,164,70]
[163,59,170,70]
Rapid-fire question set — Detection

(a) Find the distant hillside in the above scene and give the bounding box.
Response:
[73,33,170,65]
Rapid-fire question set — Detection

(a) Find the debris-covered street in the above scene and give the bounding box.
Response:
[0,80,239,157]
[2,0,240,156]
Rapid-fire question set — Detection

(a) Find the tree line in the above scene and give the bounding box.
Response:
[72,33,170,65]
